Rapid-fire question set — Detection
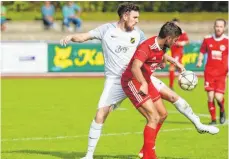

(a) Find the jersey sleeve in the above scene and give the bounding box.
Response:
[200,38,208,54]
[180,32,189,42]
[139,30,146,45]
[88,23,111,40]
[133,44,149,63]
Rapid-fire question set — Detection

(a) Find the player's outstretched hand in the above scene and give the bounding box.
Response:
[60,35,73,46]
[157,62,166,69]
[177,63,186,73]
[196,61,202,68]
[138,81,148,96]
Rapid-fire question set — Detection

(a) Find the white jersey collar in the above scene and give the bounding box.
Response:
[213,34,225,41]
[155,37,162,51]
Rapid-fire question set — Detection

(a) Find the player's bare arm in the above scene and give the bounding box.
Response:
[131,59,148,95]
[196,53,204,67]
[60,33,93,46]
[164,54,185,72]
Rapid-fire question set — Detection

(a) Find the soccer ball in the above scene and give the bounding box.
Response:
[178,71,198,91]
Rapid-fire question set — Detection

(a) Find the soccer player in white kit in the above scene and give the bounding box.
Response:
[60,3,219,159]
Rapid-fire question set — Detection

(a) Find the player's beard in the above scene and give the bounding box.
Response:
[215,30,224,37]
[125,22,134,31]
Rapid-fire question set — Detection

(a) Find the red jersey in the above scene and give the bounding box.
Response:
[200,34,228,76]
[171,30,189,57]
[122,36,165,82]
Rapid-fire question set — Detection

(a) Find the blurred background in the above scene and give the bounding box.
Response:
[1,1,228,41]
[1,2,228,159]
[1,1,228,75]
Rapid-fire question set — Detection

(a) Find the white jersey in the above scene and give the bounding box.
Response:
[89,22,145,78]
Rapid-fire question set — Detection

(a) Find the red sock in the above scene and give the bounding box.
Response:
[139,123,163,157]
[143,126,157,159]
[155,123,163,137]
[218,98,225,112]
[208,101,216,121]
[169,70,175,88]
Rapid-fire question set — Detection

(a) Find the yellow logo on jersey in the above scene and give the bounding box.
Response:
[130,37,135,44]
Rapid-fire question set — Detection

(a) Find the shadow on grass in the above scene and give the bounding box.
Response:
[140,119,192,125]
[2,149,193,159]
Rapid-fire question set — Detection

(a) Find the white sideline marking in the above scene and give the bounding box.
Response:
[2,111,228,142]
[116,108,128,111]
[1,128,194,142]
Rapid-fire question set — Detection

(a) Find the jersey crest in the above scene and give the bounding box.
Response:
[130,37,136,44]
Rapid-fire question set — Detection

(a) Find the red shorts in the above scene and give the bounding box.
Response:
[204,72,227,94]
[121,78,161,108]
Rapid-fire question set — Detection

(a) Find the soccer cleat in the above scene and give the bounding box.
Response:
[220,111,226,124]
[138,149,143,158]
[209,120,217,125]
[196,124,219,135]
[138,147,157,159]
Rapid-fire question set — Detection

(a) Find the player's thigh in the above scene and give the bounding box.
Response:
[160,85,179,103]
[207,91,215,101]
[138,98,159,122]
[215,76,227,94]
[214,92,224,102]
[154,98,168,121]
[98,78,126,109]
[150,76,179,103]
[151,76,166,92]
[204,72,215,92]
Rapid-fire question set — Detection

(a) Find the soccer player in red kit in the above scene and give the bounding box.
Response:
[169,18,189,89]
[196,19,228,125]
[121,22,182,159]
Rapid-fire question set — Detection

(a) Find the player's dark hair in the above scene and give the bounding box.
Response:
[215,18,227,26]
[172,18,180,23]
[158,22,182,38]
[117,2,139,18]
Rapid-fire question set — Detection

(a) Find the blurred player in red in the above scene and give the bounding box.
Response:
[196,19,228,125]
[169,18,189,89]
[121,22,182,159]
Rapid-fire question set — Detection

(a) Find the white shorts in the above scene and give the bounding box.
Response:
[98,78,126,110]
[98,76,167,110]
[150,76,167,92]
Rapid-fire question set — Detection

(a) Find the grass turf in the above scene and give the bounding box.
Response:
[1,77,228,159]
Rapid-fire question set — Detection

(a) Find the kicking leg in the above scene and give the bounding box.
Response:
[160,85,219,135]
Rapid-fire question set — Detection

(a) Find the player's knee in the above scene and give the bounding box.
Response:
[214,94,223,103]
[160,111,168,122]
[168,94,178,103]
[95,107,110,123]
[147,113,160,124]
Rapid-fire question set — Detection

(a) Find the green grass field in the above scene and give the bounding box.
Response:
[7,11,228,21]
[1,77,228,159]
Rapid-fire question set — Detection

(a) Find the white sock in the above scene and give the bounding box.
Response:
[173,97,201,126]
[86,120,103,157]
